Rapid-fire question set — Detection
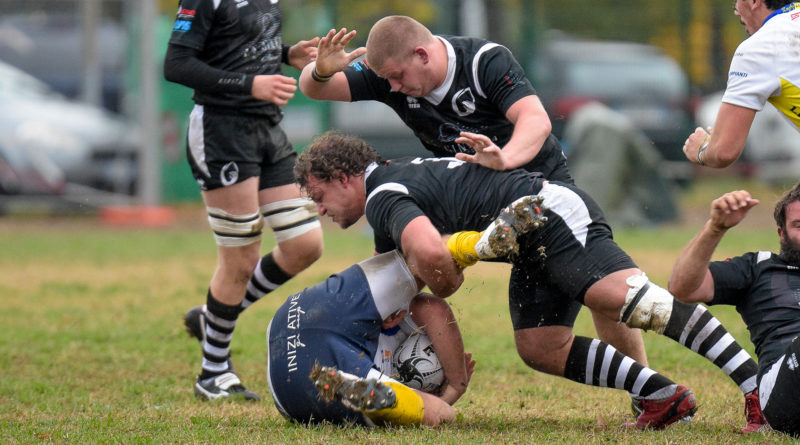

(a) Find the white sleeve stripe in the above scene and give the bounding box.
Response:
[365,183,409,207]
[472,43,501,99]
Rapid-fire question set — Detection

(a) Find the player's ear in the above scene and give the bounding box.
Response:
[414,47,429,63]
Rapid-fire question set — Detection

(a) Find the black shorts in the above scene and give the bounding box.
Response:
[186,105,297,191]
[761,336,800,437]
[508,183,636,330]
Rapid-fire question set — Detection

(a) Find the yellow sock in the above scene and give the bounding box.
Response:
[446,231,482,268]
[363,381,425,426]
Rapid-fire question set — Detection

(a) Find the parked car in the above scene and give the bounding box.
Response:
[0,60,139,196]
[0,11,127,112]
[529,32,695,166]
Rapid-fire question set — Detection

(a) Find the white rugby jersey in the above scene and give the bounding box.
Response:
[722,3,800,132]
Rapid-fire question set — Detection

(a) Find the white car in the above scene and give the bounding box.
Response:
[0,60,139,196]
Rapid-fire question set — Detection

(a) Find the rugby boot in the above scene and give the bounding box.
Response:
[741,389,770,434]
[625,385,697,430]
[310,364,396,411]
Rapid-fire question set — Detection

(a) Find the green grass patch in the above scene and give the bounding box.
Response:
[1,177,796,443]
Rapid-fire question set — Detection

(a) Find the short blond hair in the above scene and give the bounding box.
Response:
[366,15,435,71]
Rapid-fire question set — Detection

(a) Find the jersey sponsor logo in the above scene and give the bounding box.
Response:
[730,71,749,78]
[437,122,484,154]
[788,353,798,371]
[451,87,476,117]
[242,12,282,63]
[177,8,196,18]
[286,293,306,373]
[792,11,800,20]
[406,97,420,109]
[220,161,239,186]
[235,0,249,8]
[172,20,192,32]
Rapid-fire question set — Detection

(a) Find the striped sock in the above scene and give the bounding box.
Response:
[564,336,677,399]
[239,252,291,313]
[663,301,758,394]
[199,290,239,380]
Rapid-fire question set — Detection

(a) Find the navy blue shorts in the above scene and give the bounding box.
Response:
[267,264,383,425]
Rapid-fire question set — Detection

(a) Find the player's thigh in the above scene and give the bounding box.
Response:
[202,177,260,214]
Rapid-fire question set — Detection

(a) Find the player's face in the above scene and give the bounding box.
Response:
[374,55,432,97]
[733,0,760,35]
[303,175,364,228]
[778,200,800,265]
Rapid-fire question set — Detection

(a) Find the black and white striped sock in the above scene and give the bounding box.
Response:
[564,336,677,399]
[199,290,239,380]
[239,252,291,313]
[663,301,758,394]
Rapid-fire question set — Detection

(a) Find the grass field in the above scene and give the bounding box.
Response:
[1,177,798,444]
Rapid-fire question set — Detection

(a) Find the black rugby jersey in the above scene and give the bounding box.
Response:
[364,157,544,253]
[709,251,800,373]
[167,0,284,117]
[345,36,566,177]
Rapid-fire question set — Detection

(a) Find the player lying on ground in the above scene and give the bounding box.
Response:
[293,131,765,430]
[267,250,476,426]
[670,184,800,436]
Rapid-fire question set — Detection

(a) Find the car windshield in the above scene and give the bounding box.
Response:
[565,58,687,99]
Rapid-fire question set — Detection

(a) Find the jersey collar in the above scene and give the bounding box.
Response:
[763,2,800,26]
[424,36,456,106]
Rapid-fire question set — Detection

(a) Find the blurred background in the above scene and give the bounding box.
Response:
[0,0,797,225]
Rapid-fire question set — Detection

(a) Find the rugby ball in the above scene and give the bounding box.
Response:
[394,331,444,392]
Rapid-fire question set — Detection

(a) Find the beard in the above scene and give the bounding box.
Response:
[779,236,800,266]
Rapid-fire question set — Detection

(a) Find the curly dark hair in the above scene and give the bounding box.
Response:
[294,131,382,189]
[774,182,800,230]
[764,0,793,10]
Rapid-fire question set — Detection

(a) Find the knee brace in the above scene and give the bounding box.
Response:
[207,207,263,247]
[364,381,425,426]
[260,198,321,242]
[619,273,674,334]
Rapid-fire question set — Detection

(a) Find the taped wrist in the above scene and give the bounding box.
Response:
[446,231,482,268]
[364,381,425,426]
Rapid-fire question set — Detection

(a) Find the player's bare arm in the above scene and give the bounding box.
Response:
[683,103,757,168]
[669,190,759,302]
[409,294,472,405]
[299,28,365,101]
[454,95,551,170]
[400,216,464,298]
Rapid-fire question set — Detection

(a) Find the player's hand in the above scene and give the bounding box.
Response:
[288,37,320,70]
[709,190,759,231]
[314,28,367,77]
[251,74,297,105]
[454,131,508,170]
[683,126,712,164]
[464,352,475,385]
